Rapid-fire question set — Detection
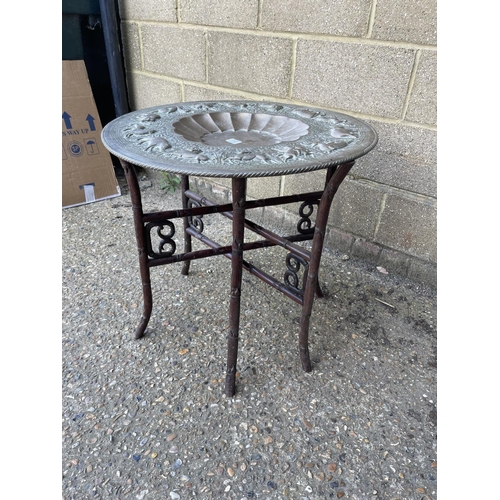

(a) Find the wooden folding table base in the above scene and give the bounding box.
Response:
[121,159,354,396]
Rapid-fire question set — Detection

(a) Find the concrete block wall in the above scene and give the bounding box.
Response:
[117,0,437,288]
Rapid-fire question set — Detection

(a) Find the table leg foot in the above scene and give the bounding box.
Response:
[299,345,312,372]
[134,316,150,339]
[225,369,236,397]
[299,305,314,372]
[134,284,152,339]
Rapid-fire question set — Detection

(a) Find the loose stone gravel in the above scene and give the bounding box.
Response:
[62,171,437,500]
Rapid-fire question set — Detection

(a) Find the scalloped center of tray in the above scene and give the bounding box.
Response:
[172,112,309,148]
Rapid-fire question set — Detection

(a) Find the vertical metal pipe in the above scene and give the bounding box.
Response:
[180,175,192,276]
[225,177,247,397]
[298,162,354,371]
[121,160,152,339]
[98,0,129,117]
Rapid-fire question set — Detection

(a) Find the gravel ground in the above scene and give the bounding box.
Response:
[62,170,437,500]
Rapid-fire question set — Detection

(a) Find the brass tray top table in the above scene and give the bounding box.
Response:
[101,100,378,397]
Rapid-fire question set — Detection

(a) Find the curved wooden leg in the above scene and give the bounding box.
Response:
[121,160,152,339]
[298,162,354,371]
[135,282,152,339]
[225,178,247,397]
[180,175,192,276]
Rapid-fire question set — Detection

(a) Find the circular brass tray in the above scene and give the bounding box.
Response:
[101,100,378,178]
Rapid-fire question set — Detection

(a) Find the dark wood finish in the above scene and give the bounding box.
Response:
[184,190,315,263]
[184,226,306,305]
[298,162,354,371]
[225,178,247,397]
[141,190,325,223]
[121,160,152,339]
[180,175,192,276]
[120,159,355,395]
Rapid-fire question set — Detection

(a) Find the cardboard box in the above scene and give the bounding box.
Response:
[62,60,120,208]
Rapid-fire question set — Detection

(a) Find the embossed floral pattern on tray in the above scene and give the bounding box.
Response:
[101,100,378,178]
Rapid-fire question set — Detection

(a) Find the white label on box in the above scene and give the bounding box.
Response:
[83,184,96,202]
